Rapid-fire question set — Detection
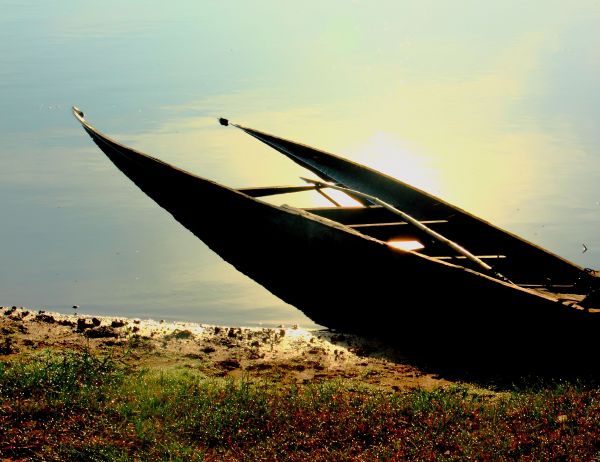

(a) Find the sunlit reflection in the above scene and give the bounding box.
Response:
[347,131,440,195]
[386,239,425,252]
[259,187,363,208]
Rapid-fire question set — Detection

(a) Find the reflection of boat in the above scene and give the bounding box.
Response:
[73,107,599,362]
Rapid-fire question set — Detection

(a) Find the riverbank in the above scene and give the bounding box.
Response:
[0,306,447,390]
[3,306,600,460]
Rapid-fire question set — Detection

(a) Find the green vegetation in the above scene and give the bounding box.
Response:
[1,351,599,461]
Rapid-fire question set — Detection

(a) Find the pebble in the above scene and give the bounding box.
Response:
[84,326,118,339]
[111,319,125,328]
[76,318,95,331]
[35,313,56,324]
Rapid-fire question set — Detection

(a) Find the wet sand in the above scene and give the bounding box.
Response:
[0,306,449,391]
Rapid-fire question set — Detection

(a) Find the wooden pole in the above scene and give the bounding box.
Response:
[301,177,504,278]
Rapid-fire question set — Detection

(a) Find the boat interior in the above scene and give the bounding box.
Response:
[238,183,600,309]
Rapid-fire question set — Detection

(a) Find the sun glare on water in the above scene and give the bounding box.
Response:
[293,131,440,209]
[386,240,425,252]
[349,131,440,196]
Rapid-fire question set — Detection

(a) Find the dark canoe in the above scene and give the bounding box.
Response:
[73,108,599,366]
[232,124,592,287]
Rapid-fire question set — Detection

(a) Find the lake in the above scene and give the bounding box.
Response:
[1,1,599,327]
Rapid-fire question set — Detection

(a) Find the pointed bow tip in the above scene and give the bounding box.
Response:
[72,106,85,120]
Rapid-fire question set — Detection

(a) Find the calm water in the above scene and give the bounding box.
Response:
[1,1,600,326]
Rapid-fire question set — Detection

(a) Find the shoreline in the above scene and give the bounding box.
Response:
[0,306,449,390]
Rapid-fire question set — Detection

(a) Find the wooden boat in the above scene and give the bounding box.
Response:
[73,107,599,366]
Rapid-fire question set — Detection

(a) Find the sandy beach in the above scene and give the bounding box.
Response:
[0,306,449,391]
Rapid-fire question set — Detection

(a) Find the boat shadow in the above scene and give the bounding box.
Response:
[317,328,600,389]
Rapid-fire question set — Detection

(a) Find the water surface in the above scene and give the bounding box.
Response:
[1,1,600,326]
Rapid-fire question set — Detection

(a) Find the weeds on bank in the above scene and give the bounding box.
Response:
[0,351,599,461]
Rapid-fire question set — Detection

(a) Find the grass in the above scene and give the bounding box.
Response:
[0,351,599,461]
